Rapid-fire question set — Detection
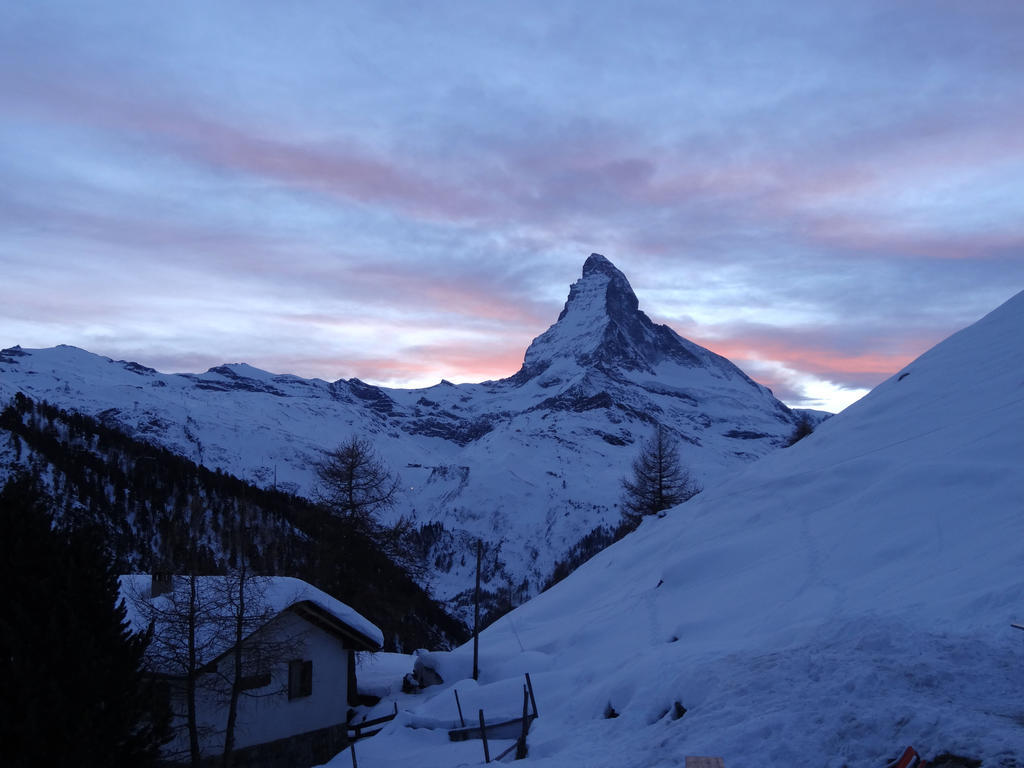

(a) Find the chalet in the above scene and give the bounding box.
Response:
[120,574,383,767]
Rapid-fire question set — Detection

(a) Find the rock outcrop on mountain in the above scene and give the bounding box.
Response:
[524,254,719,375]
[0,255,804,612]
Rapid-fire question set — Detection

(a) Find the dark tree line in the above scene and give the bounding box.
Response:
[1,394,467,651]
[0,474,171,768]
[0,393,295,574]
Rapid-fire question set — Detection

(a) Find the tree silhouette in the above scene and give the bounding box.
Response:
[0,474,170,768]
[315,436,400,524]
[314,436,427,579]
[620,425,701,522]
[785,414,816,446]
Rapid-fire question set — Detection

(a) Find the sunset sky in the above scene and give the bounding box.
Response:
[3,1,1023,412]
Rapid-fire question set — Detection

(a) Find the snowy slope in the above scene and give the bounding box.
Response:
[0,255,802,605]
[334,290,1024,767]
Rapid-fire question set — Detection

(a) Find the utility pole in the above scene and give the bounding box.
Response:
[473,539,482,680]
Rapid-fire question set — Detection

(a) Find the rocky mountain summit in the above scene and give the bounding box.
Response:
[523,253,726,375]
[1,255,806,611]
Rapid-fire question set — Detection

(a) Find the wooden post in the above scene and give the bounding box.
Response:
[516,685,529,759]
[454,688,465,727]
[524,675,540,720]
[473,539,482,681]
[478,709,490,763]
[349,739,358,768]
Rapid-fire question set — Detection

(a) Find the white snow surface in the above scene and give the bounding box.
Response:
[322,290,1024,767]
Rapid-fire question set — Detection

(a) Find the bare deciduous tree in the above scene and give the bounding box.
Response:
[212,564,296,768]
[129,515,302,768]
[129,572,224,767]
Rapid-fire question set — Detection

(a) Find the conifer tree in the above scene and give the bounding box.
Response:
[0,474,170,768]
[314,435,425,578]
[315,435,401,524]
[620,425,701,523]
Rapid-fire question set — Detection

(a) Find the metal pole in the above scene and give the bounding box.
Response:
[473,539,482,680]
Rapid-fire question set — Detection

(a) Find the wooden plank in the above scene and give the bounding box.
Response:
[525,672,538,718]
[348,701,398,742]
[479,709,490,763]
[454,689,466,727]
[351,701,398,731]
[686,758,725,768]
[494,740,519,762]
[449,715,536,742]
[516,685,529,759]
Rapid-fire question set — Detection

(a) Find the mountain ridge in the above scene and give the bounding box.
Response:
[0,255,805,612]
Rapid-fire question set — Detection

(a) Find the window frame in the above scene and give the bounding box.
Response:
[287,659,313,700]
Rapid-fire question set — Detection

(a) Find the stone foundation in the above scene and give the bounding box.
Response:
[164,721,351,768]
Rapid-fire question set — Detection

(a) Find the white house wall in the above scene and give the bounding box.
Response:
[233,611,352,750]
[165,610,353,757]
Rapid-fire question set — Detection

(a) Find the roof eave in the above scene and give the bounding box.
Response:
[288,601,383,651]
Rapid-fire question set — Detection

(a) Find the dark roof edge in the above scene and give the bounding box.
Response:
[288,601,383,651]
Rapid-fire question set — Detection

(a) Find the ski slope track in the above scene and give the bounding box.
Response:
[329,289,1024,768]
[0,255,804,606]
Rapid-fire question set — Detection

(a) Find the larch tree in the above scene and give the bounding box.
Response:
[314,436,425,578]
[314,436,401,525]
[128,506,298,768]
[214,511,298,768]
[620,425,701,523]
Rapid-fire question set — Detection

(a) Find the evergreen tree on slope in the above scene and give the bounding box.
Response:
[0,474,170,768]
[620,425,701,523]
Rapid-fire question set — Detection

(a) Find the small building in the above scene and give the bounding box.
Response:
[120,574,383,767]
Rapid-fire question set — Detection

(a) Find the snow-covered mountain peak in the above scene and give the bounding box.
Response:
[1,253,806,612]
[526,254,617,357]
[522,254,731,382]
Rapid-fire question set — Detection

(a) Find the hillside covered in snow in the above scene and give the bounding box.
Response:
[336,289,1024,767]
[0,255,807,609]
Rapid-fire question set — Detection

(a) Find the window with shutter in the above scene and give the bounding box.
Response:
[288,659,313,699]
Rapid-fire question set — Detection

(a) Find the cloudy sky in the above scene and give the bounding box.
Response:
[3,1,1022,411]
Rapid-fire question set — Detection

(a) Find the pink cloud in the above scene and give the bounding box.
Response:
[798,216,1024,262]
[336,262,556,330]
[680,323,943,392]
[296,341,527,386]
[3,69,492,224]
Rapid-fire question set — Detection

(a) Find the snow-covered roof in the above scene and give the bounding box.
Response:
[119,574,384,666]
